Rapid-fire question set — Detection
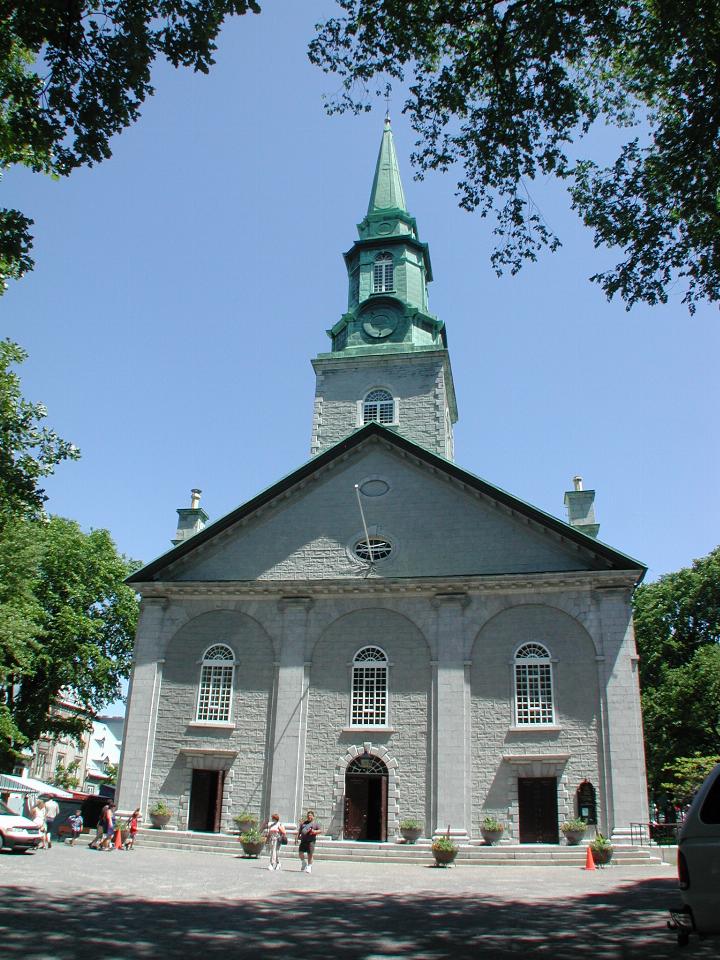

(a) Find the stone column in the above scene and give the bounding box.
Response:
[432,593,470,839]
[116,598,168,814]
[594,586,649,840]
[268,597,313,826]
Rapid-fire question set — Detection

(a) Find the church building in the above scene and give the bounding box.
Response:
[117,120,649,843]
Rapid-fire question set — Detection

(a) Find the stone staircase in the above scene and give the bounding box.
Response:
[135,828,662,865]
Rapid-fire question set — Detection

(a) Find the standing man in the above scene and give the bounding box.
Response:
[43,796,59,848]
[296,810,321,874]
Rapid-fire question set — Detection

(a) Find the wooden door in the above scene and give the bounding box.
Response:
[189,770,224,832]
[212,770,225,833]
[344,775,368,840]
[518,777,559,843]
[379,774,388,842]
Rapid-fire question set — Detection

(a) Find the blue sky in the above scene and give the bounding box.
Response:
[4,1,719,595]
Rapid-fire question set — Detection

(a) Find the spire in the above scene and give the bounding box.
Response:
[367,115,407,214]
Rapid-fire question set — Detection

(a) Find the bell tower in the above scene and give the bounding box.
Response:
[310,118,458,459]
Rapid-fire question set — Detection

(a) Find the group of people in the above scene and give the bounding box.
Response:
[27,797,59,849]
[89,802,140,850]
[263,810,321,873]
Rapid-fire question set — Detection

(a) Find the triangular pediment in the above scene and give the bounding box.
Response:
[128,425,645,586]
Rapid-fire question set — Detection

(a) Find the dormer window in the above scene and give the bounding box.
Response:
[363,389,394,424]
[373,252,394,292]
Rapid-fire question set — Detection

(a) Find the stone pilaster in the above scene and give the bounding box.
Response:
[594,587,649,840]
[268,597,313,825]
[116,598,168,814]
[432,592,470,839]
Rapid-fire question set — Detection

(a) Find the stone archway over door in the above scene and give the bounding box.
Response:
[344,755,388,841]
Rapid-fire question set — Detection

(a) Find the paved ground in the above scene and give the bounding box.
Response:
[0,842,712,959]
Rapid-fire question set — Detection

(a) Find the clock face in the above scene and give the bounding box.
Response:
[362,312,398,339]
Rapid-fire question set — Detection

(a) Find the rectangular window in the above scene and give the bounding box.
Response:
[351,667,387,726]
[197,664,233,722]
[515,663,554,724]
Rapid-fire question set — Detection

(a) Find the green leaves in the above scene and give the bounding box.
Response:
[0,339,80,528]
[0,1,261,293]
[311,0,720,310]
[633,546,720,791]
[0,517,140,768]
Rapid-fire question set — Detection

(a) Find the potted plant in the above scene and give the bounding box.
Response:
[431,830,459,867]
[399,819,423,844]
[149,801,173,829]
[480,816,505,845]
[239,827,265,857]
[561,818,587,846]
[234,812,258,834]
[114,817,130,845]
[590,833,614,866]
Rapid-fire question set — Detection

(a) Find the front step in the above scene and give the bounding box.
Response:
[135,829,662,865]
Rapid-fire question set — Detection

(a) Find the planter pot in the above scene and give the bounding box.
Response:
[400,827,423,844]
[240,840,265,858]
[432,846,458,867]
[563,830,586,846]
[235,819,257,834]
[591,845,613,866]
[481,828,504,846]
[149,813,171,830]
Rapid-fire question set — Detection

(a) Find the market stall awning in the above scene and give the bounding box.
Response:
[0,773,74,798]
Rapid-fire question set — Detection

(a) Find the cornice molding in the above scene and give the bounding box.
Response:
[133,568,639,601]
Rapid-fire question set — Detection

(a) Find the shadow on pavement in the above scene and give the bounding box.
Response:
[0,876,714,958]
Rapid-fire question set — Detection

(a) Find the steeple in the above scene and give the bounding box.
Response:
[367,115,407,215]
[310,119,458,460]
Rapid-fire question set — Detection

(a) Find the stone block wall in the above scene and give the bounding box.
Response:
[148,608,274,831]
[469,602,601,839]
[310,353,451,457]
[304,606,431,838]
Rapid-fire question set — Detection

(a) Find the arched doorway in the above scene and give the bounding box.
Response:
[344,755,388,841]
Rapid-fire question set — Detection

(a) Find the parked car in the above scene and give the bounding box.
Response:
[671,762,720,944]
[0,798,42,852]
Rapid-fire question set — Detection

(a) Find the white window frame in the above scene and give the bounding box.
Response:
[350,646,389,727]
[373,252,394,292]
[357,389,399,427]
[195,644,236,724]
[513,642,555,726]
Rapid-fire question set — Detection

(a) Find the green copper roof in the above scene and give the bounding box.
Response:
[367,116,408,214]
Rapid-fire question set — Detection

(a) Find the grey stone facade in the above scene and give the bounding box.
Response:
[117,121,648,845]
[117,433,649,842]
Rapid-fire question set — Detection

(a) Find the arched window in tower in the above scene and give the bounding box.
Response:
[373,252,394,292]
[196,644,235,723]
[363,388,395,425]
[514,642,554,725]
[351,646,388,726]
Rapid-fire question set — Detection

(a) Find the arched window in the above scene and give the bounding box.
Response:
[196,644,235,723]
[373,252,394,292]
[363,388,394,424]
[514,642,554,725]
[351,646,388,726]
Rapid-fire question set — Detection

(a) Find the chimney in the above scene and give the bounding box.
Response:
[563,475,600,538]
[172,488,209,546]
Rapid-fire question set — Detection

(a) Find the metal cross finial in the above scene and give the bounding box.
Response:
[385,91,391,123]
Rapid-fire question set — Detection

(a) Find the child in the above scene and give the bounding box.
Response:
[124,808,140,850]
[68,809,83,845]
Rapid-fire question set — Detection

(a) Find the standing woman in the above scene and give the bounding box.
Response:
[31,799,48,849]
[296,810,321,874]
[264,813,286,870]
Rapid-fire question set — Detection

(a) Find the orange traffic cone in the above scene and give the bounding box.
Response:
[584,845,596,871]
[114,828,123,850]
